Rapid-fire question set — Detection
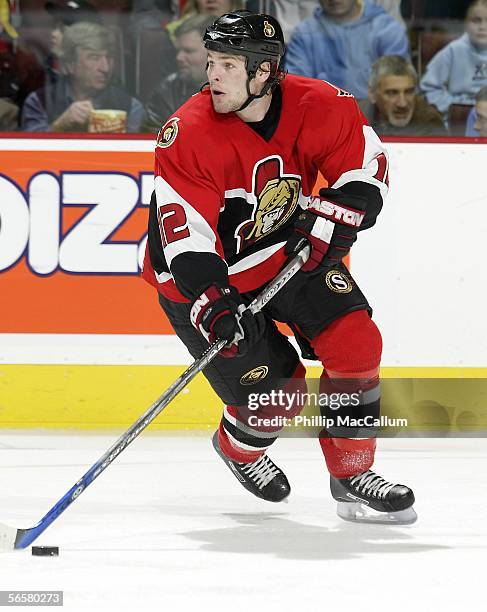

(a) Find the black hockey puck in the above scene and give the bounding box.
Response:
[31,546,59,556]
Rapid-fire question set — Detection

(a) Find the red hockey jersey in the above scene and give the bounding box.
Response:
[142,74,388,302]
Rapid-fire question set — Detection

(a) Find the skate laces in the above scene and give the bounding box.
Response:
[349,470,396,499]
[241,454,279,490]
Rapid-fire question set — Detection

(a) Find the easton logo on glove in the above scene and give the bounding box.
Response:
[308,197,365,228]
[285,188,367,273]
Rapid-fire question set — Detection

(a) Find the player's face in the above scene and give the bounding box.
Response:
[473,100,487,136]
[371,74,416,128]
[466,4,487,49]
[207,51,252,113]
[176,30,207,83]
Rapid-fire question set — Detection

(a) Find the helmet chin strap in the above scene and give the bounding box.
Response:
[236,74,274,112]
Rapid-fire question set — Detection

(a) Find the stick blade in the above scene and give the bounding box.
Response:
[0,522,19,551]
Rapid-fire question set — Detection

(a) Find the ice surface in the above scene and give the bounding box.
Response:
[0,433,485,611]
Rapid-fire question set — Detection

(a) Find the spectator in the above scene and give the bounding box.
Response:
[44,0,100,86]
[166,0,244,42]
[0,9,44,114]
[420,0,487,116]
[466,85,487,135]
[21,22,145,132]
[1,0,24,125]
[131,0,177,34]
[129,1,179,86]
[402,0,470,19]
[360,55,447,136]
[246,0,319,42]
[372,0,405,26]
[285,0,409,99]
[142,14,213,132]
[0,98,19,130]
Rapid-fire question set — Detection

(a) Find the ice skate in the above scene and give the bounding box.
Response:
[330,469,417,524]
[212,431,290,502]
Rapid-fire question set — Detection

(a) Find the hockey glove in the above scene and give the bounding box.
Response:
[285,188,367,273]
[190,283,265,358]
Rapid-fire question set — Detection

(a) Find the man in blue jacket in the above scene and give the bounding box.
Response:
[285,0,409,99]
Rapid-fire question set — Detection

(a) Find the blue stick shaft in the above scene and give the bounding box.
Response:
[12,245,310,549]
[14,338,226,549]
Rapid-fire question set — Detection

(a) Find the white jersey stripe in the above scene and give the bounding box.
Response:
[223,407,283,439]
[154,175,219,268]
[332,125,389,200]
[224,427,274,452]
[224,187,255,202]
[152,243,286,287]
[224,188,310,211]
[228,242,285,275]
[154,270,172,284]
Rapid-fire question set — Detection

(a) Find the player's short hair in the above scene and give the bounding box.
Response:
[369,55,418,91]
[475,86,487,103]
[175,14,216,40]
[61,21,114,66]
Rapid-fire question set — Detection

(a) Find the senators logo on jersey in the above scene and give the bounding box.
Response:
[156,118,180,149]
[235,157,300,251]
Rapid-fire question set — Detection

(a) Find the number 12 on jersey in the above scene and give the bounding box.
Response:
[157,203,190,247]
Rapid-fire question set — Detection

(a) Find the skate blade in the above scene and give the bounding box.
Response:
[337,502,418,525]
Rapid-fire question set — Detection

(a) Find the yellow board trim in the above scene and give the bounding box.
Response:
[0,365,222,430]
[1,365,486,429]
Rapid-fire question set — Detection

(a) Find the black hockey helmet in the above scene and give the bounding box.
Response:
[204,10,285,110]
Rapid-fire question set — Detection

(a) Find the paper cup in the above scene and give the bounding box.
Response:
[88,109,127,133]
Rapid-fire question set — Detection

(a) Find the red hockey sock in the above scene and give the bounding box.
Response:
[319,435,376,478]
[217,422,263,463]
[311,310,382,478]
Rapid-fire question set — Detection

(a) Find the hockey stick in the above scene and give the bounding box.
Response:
[0,244,310,551]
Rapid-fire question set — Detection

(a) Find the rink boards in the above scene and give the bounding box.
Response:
[1,362,486,430]
[1,137,486,429]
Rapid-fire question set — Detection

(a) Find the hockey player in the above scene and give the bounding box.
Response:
[142,10,417,524]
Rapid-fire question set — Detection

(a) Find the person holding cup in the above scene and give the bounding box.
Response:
[21,22,145,132]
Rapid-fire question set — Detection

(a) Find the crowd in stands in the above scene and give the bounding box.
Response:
[0,0,486,137]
